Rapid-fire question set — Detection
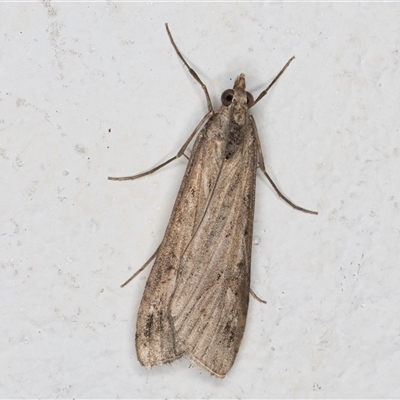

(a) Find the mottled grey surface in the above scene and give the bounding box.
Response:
[1,2,399,398]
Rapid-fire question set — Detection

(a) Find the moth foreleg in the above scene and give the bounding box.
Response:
[108,111,212,181]
[250,116,318,215]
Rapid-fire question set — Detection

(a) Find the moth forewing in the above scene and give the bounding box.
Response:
[109,23,317,379]
[135,74,257,378]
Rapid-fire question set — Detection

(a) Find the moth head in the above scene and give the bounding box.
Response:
[221,73,255,109]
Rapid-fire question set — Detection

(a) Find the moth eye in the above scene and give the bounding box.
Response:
[246,91,254,108]
[221,89,234,106]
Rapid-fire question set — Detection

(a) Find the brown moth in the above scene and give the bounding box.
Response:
[109,24,317,378]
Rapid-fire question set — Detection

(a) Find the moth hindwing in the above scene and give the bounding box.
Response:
[108,23,317,379]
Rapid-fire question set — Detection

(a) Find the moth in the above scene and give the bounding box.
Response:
[109,24,317,378]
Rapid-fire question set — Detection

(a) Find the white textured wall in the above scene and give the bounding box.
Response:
[1,2,399,398]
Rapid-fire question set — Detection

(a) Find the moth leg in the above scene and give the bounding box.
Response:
[120,245,160,288]
[253,56,295,106]
[250,116,318,215]
[250,288,267,304]
[165,23,214,113]
[108,110,212,181]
